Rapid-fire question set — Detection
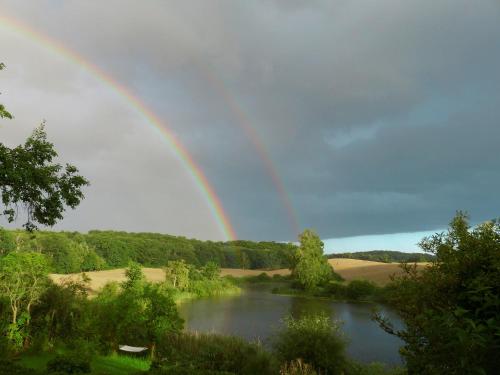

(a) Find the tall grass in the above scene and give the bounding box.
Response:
[153,332,278,374]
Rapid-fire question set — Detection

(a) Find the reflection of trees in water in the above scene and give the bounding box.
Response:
[289,297,332,319]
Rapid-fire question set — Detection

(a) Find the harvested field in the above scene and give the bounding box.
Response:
[328,258,429,285]
[50,267,165,295]
[50,258,429,293]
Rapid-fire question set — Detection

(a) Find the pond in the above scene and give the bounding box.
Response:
[178,286,404,365]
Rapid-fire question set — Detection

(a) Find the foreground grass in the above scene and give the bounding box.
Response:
[19,352,150,375]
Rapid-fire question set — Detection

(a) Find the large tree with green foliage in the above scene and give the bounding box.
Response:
[0,63,89,231]
[291,229,332,290]
[377,212,500,374]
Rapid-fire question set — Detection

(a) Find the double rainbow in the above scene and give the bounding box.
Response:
[0,12,302,240]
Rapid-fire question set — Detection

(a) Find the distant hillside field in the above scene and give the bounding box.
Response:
[51,258,428,292]
[328,258,429,285]
[328,250,434,263]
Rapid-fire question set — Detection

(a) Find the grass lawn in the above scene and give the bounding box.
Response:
[19,352,151,375]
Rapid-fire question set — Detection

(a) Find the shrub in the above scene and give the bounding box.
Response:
[46,353,91,374]
[345,280,378,300]
[377,213,500,374]
[155,332,277,375]
[188,278,239,298]
[326,281,348,299]
[272,314,348,375]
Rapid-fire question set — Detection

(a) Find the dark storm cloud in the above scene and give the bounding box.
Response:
[1,0,499,240]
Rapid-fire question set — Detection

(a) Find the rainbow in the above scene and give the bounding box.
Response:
[198,65,301,236]
[0,13,237,241]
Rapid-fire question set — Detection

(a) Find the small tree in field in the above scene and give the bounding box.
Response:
[164,259,190,291]
[291,229,332,290]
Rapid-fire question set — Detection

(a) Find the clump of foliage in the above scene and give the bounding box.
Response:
[92,263,183,353]
[377,212,500,374]
[46,353,91,374]
[30,275,91,348]
[8,231,106,273]
[272,314,348,375]
[163,261,239,299]
[327,279,381,301]
[153,332,277,375]
[164,260,190,291]
[0,252,50,351]
[291,230,332,290]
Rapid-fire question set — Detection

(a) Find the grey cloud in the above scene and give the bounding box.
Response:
[1,0,499,241]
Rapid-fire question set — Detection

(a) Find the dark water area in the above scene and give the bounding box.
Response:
[178,286,404,365]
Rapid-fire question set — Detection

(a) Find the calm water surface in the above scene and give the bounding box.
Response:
[178,287,403,365]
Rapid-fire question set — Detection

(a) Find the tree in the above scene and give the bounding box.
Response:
[291,229,332,290]
[122,261,145,290]
[164,259,190,291]
[1,63,89,231]
[201,261,220,280]
[0,252,50,348]
[377,212,500,374]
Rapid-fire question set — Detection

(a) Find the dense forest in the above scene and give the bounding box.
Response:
[328,250,435,263]
[0,228,296,274]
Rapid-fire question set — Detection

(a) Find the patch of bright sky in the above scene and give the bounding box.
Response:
[324,121,383,149]
[323,229,445,254]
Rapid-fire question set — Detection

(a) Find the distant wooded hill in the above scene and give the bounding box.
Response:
[0,228,296,274]
[327,250,435,263]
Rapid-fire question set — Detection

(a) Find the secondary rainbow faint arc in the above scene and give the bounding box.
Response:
[0,14,237,241]
[198,65,301,236]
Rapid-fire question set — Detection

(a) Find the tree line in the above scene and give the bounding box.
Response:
[0,228,297,274]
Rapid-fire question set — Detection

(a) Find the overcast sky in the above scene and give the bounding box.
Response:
[1,1,499,250]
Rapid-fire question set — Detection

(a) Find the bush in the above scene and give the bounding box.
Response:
[345,280,378,300]
[155,332,277,375]
[326,281,348,299]
[272,314,348,375]
[46,353,91,374]
[377,213,500,373]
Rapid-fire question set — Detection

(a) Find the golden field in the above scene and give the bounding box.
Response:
[50,258,429,293]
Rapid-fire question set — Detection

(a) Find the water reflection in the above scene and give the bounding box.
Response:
[178,288,403,365]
